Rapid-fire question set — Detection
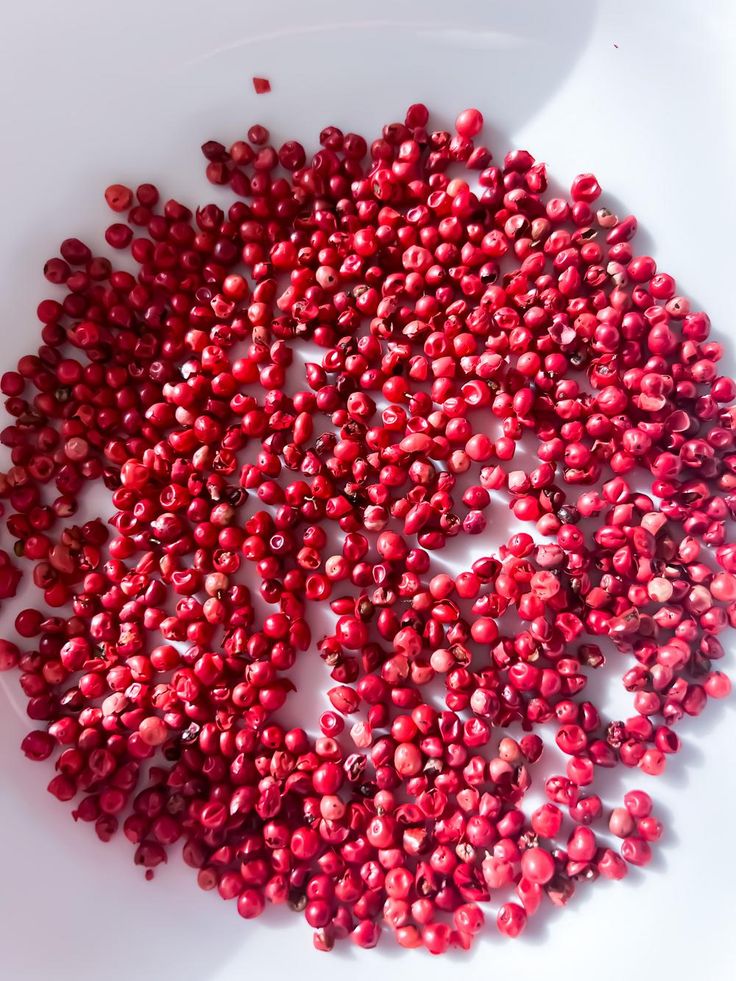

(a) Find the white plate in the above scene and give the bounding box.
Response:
[1,1,735,979]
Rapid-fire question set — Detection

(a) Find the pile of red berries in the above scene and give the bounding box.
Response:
[0,104,732,953]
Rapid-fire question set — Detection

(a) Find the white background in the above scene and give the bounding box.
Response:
[1,1,735,979]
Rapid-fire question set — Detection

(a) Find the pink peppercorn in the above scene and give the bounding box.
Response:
[0,100,732,957]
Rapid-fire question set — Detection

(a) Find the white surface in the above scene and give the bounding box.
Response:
[1,1,735,979]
